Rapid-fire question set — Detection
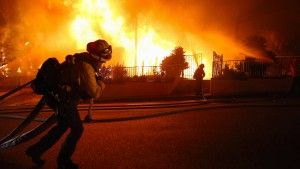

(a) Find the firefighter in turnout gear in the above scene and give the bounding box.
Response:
[193,63,205,99]
[26,39,112,169]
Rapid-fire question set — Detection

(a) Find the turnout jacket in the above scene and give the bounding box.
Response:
[59,53,105,101]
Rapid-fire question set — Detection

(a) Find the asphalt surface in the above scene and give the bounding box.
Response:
[0,95,300,169]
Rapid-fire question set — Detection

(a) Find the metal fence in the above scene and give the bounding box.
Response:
[0,65,198,90]
[102,54,200,80]
[212,56,300,79]
[0,65,187,90]
[2,55,299,90]
[183,54,200,79]
[0,54,201,90]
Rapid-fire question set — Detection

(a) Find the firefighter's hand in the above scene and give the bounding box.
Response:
[95,75,102,81]
[96,79,105,90]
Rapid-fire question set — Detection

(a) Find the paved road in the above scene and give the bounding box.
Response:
[0,97,300,169]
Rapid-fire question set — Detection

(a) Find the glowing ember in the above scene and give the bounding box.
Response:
[17,67,21,73]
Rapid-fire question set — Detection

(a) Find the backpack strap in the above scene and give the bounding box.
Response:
[73,52,100,72]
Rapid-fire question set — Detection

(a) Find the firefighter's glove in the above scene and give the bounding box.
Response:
[96,78,105,90]
[95,75,103,81]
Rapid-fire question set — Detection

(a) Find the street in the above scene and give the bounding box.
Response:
[0,97,300,169]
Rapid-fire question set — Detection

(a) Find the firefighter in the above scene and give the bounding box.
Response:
[26,39,112,169]
[193,63,206,99]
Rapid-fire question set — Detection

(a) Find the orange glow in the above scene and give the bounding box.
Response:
[68,0,208,77]
[5,0,252,79]
[3,0,288,79]
[70,0,175,66]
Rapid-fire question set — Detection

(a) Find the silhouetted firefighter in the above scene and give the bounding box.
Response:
[193,63,205,99]
[26,39,112,169]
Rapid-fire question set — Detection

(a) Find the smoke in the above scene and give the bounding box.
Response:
[1,0,300,75]
[1,1,75,61]
[118,0,300,57]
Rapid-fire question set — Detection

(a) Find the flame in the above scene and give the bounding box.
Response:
[17,67,22,73]
[70,0,181,68]
[6,0,213,78]
[5,0,281,79]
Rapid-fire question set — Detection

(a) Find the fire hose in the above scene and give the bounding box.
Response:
[0,80,33,101]
[0,81,58,148]
[0,71,95,148]
[0,114,57,148]
[0,95,58,148]
[0,97,46,145]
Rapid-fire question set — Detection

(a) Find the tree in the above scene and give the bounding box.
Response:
[243,35,276,61]
[160,46,189,80]
[111,63,128,83]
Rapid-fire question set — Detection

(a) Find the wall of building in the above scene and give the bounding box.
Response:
[210,77,292,97]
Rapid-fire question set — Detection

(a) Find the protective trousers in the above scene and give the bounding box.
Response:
[27,99,83,166]
[195,79,203,96]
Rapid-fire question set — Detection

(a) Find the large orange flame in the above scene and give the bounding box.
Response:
[69,0,211,78]
[70,0,175,66]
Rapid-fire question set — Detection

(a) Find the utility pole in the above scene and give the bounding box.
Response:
[135,15,138,67]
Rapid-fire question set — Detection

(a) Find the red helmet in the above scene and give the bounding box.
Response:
[87,39,112,61]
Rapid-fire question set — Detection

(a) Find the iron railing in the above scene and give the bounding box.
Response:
[212,56,300,79]
[0,65,192,90]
